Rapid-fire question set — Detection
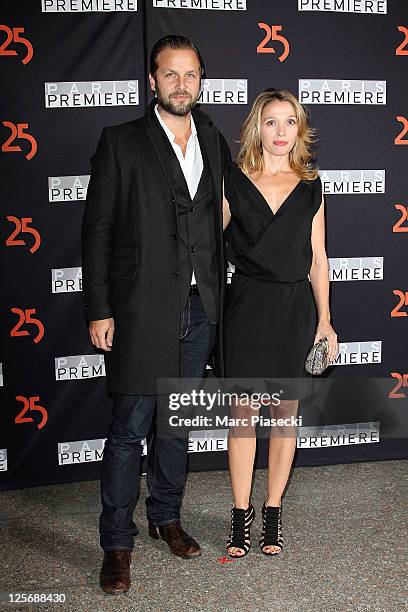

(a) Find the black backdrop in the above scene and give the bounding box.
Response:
[1,0,407,490]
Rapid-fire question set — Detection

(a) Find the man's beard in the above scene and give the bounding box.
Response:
[155,83,199,117]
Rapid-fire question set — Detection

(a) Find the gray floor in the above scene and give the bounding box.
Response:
[1,460,407,612]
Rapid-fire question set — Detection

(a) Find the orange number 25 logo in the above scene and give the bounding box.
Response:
[2,122,37,160]
[391,290,408,318]
[393,204,408,232]
[389,373,408,399]
[395,117,408,145]
[0,26,33,64]
[257,24,289,62]
[10,308,44,343]
[6,216,41,253]
[15,396,47,430]
[396,26,408,55]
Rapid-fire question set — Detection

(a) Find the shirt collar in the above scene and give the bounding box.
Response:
[154,103,197,142]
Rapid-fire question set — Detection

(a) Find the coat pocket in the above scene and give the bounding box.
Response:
[108,246,139,280]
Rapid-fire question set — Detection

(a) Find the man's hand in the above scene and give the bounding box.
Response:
[89,318,115,351]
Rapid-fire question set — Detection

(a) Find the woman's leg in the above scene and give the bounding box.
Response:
[227,399,257,556]
[263,399,299,554]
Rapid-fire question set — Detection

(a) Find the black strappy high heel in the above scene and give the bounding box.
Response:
[226,503,255,558]
[259,500,283,555]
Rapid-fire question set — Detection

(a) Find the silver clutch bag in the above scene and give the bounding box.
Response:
[305,337,330,375]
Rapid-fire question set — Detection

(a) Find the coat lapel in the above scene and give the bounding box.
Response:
[195,121,221,202]
[195,115,223,242]
[146,119,178,198]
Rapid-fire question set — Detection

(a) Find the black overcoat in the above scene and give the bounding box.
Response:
[81,100,231,394]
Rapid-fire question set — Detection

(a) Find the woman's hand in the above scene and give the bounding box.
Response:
[314,321,338,363]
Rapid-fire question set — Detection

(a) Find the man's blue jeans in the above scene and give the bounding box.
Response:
[99,295,216,551]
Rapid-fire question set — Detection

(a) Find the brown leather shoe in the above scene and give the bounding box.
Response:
[148,521,202,559]
[99,550,132,594]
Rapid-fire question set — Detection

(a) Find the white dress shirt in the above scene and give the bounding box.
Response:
[155,104,204,285]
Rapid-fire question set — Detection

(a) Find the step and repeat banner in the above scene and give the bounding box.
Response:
[1,1,407,490]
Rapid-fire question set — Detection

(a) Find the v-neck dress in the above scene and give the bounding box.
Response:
[223,161,322,380]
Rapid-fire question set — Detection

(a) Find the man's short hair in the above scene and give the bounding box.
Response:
[150,35,205,79]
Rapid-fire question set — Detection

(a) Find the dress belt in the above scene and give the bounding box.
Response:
[234,269,308,285]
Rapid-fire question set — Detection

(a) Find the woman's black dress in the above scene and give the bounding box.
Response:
[224,162,322,381]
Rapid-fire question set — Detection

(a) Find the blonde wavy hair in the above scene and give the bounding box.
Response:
[237,88,318,181]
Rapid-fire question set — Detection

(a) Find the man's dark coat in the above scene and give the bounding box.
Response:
[81,100,231,394]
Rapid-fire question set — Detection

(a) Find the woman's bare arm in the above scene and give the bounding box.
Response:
[309,195,338,361]
[222,179,231,230]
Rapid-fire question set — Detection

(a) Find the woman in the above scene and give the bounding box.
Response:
[222,88,338,557]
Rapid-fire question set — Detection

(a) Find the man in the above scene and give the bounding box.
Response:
[81,35,231,594]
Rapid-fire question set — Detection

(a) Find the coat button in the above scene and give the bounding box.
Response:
[171,233,178,240]
[189,206,194,212]
[190,246,196,253]
[172,271,179,278]
[171,198,176,205]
